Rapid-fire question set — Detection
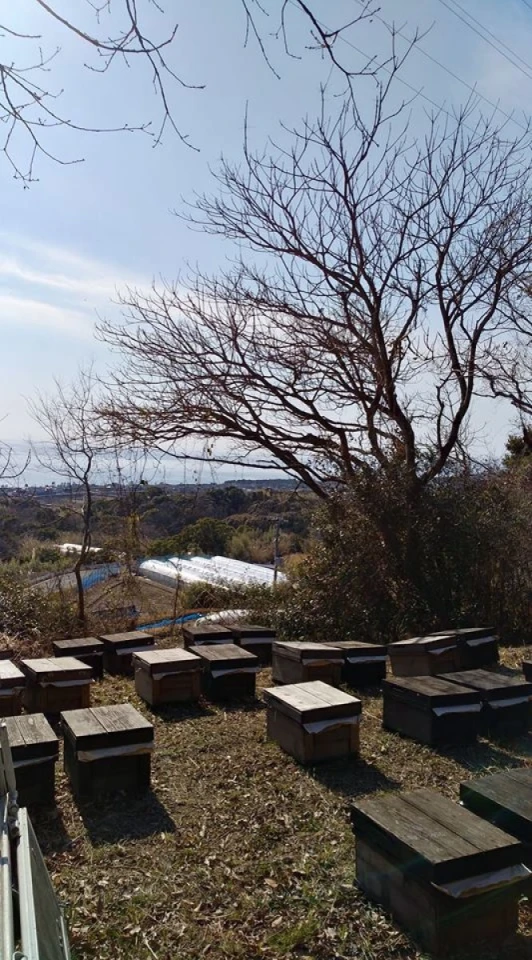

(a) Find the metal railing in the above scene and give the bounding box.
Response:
[0,725,71,960]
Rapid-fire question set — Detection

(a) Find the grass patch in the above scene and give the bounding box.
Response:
[33,645,532,959]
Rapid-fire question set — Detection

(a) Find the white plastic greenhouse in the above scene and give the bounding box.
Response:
[138,555,285,589]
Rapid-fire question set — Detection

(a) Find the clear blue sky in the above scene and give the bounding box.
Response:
[1,0,531,481]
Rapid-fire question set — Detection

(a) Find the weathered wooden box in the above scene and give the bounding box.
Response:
[263,680,361,764]
[230,623,275,664]
[98,631,155,676]
[351,787,530,954]
[52,636,105,680]
[429,627,499,669]
[61,703,154,799]
[20,657,92,717]
[0,660,25,716]
[461,768,532,858]
[440,669,532,736]
[190,643,259,699]
[388,635,458,677]
[382,676,482,745]
[0,649,13,660]
[522,658,532,683]
[133,648,203,706]
[272,641,343,686]
[2,713,59,806]
[182,622,233,650]
[328,641,387,687]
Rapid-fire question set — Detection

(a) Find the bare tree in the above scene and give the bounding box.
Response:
[99,70,532,589]
[1,1,377,183]
[29,368,100,628]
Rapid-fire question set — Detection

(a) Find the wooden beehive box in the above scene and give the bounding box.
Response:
[429,627,499,669]
[230,623,275,664]
[98,631,155,676]
[0,660,25,717]
[388,634,458,677]
[190,643,259,700]
[0,649,13,660]
[328,641,387,687]
[382,676,482,745]
[133,648,203,706]
[440,669,532,736]
[522,658,532,683]
[460,768,532,857]
[271,641,343,686]
[20,657,92,717]
[2,713,59,806]
[351,787,530,954]
[263,680,361,764]
[182,622,233,650]
[52,636,105,680]
[61,703,154,799]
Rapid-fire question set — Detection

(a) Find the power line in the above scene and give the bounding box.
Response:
[520,0,532,12]
[434,0,532,82]
[352,0,528,131]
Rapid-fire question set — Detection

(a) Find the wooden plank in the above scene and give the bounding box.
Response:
[351,789,521,883]
[272,641,343,662]
[134,648,202,674]
[53,637,104,653]
[2,714,59,761]
[443,669,532,698]
[98,631,154,648]
[0,661,25,688]
[390,635,456,654]
[404,788,516,852]
[62,704,153,750]
[190,644,258,672]
[21,657,92,681]
[230,624,275,639]
[383,676,481,707]
[329,641,387,656]
[263,680,361,723]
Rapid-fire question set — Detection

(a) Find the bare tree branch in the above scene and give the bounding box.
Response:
[98,72,532,502]
[0,1,377,184]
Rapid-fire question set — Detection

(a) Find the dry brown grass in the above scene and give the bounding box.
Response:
[32,645,532,960]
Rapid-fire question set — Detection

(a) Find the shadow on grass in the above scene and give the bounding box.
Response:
[308,756,401,799]
[438,738,526,775]
[147,699,216,723]
[31,805,72,854]
[77,789,176,845]
[217,697,267,715]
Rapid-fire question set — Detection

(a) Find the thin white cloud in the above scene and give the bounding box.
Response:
[0,293,95,339]
[0,232,151,338]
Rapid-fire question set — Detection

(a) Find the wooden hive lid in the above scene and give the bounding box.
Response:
[97,631,154,649]
[182,622,233,639]
[351,787,524,886]
[61,703,154,750]
[189,643,258,671]
[2,713,59,761]
[133,647,202,675]
[263,680,361,722]
[383,675,482,709]
[429,627,496,643]
[230,623,276,639]
[389,635,457,656]
[461,769,532,840]
[52,637,104,654]
[441,669,532,700]
[0,660,25,689]
[328,640,387,659]
[20,657,93,682]
[272,641,343,663]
